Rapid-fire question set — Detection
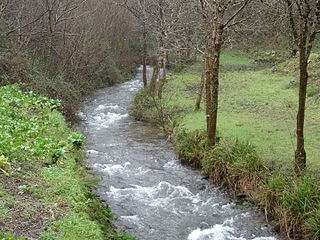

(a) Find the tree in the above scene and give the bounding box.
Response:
[115,0,150,87]
[148,0,187,98]
[2,0,140,87]
[199,0,252,145]
[283,0,320,174]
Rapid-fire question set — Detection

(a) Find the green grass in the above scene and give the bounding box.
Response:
[221,52,252,66]
[162,53,320,170]
[0,85,134,240]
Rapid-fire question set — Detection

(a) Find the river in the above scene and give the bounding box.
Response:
[78,66,279,240]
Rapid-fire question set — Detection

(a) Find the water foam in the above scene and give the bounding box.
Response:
[77,111,87,121]
[163,160,183,169]
[188,223,237,240]
[92,112,128,128]
[96,104,119,111]
[108,181,200,208]
[93,162,149,176]
[121,215,140,222]
[188,219,277,240]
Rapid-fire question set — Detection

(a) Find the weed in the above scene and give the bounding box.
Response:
[68,133,86,149]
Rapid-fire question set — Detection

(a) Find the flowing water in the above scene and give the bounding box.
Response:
[78,67,280,240]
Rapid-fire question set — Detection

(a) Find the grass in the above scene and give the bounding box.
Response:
[130,51,320,239]
[0,85,134,240]
[162,53,320,170]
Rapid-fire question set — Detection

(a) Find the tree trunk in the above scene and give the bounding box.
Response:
[157,53,167,99]
[157,0,167,99]
[205,41,212,133]
[149,62,160,95]
[142,22,148,87]
[295,46,308,174]
[47,1,53,58]
[194,72,205,111]
[207,24,223,145]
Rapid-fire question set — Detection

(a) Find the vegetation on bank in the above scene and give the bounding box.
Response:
[0,86,135,240]
[130,52,320,239]
[0,40,135,120]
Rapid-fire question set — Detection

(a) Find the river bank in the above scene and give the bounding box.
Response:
[130,54,320,240]
[0,85,134,240]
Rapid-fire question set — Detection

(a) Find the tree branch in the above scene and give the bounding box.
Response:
[223,0,250,28]
[6,10,48,36]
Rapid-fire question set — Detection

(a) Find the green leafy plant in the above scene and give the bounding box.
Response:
[0,155,10,175]
[68,133,86,149]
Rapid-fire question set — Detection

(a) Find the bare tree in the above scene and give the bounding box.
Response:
[147,0,188,98]
[283,0,320,174]
[115,0,150,87]
[199,0,252,145]
[2,0,140,94]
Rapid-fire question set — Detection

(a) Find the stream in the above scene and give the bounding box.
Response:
[78,66,279,240]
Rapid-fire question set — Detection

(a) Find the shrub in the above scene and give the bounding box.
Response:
[68,133,86,149]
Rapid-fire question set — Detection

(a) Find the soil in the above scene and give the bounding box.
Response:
[0,164,58,240]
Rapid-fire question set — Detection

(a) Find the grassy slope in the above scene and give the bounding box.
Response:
[164,53,320,171]
[0,86,134,240]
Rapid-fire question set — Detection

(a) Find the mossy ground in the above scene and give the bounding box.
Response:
[0,86,135,240]
[130,51,320,239]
